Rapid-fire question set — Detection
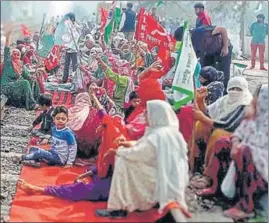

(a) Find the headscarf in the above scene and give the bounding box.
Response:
[233,85,268,182]
[11,49,23,75]
[145,100,189,214]
[125,79,166,140]
[67,92,91,131]
[200,66,224,86]
[207,76,253,121]
[206,82,225,105]
[127,78,166,123]
[199,66,225,105]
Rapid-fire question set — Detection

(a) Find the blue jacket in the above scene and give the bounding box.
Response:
[121,9,136,32]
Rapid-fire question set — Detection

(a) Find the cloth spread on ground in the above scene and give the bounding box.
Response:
[9,93,162,222]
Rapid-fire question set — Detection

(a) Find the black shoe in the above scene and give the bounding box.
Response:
[155,211,176,223]
[95,209,127,218]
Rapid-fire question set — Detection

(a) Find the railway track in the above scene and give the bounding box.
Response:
[0,107,35,222]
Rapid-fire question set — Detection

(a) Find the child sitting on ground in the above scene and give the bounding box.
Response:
[29,93,54,142]
[22,106,77,168]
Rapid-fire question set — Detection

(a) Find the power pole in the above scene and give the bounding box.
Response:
[240,1,248,56]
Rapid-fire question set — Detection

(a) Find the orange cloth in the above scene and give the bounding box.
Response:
[9,143,162,222]
[97,115,129,178]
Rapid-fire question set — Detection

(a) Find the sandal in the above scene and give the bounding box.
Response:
[223,207,254,220]
[196,187,216,197]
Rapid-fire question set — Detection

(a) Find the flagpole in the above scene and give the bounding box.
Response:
[33,13,46,84]
[36,13,46,59]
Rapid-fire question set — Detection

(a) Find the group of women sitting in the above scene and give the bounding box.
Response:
[1,24,267,222]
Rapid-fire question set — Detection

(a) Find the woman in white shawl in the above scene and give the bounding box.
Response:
[95,100,190,221]
[223,84,268,220]
[189,76,253,175]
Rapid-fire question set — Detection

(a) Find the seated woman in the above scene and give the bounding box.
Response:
[1,26,40,110]
[199,66,225,105]
[95,100,190,222]
[17,44,48,94]
[124,78,166,140]
[78,45,108,90]
[67,83,117,162]
[177,66,225,143]
[197,84,266,197]
[189,76,253,177]
[223,84,268,220]
[97,56,134,112]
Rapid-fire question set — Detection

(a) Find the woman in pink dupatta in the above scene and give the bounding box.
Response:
[67,85,116,164]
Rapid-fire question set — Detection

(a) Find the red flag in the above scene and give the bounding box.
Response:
[156,46,172,74]
[135,8,176,51]
[44,45,61,71]
[100,7,108,34]
[20,24,32,36]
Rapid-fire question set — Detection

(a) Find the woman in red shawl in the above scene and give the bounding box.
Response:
[1,27,40,110]
[17,44,47,93]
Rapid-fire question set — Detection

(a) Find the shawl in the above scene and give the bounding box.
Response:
[233,84,268,182]
[126,79,166,140]
[11,49,23,75]
[200,66,224,85]
[67,92,91,131]
[208,76,253,122]
[97,115,128,178]
[145,100,189,213]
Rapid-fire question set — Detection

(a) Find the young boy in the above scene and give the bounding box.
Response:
[22,106,77,168]
[29,94,54,140]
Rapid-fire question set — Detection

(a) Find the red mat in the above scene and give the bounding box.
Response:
[9,153,160,222]
[9,89,161,221]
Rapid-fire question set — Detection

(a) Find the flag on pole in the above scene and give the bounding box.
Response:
[156,0,164,7]
[37,34,54,58]
[100,8,108,34]
[135,8,176,51]
[113,4,122,31]
[20,24,31,36]
[172,23,198,110]
[44,45,61,71]
[54,17,80,51]
[104,1,122,44]
[104,8,114,44]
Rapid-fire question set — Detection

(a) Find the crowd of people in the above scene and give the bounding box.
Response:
[0,2,268,222]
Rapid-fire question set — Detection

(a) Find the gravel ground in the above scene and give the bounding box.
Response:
[0,64,267,222]
[0,107,34,222]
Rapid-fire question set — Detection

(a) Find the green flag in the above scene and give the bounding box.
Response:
[156,0,164,7]
[37,34,55,58]
[172,21,198,110]
[104,2,121,44]
[113,7,122,31]
[104,8,114,44]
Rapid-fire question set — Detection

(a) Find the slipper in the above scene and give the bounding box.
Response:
[95,209,127,218]
[224,207,254,220]
[196,187,216,197]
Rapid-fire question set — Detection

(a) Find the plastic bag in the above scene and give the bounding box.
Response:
[221,161,236,199]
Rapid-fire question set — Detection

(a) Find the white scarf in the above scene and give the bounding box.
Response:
[145,100,189,213]
[233,85,268,182]
[208,76,253,121]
